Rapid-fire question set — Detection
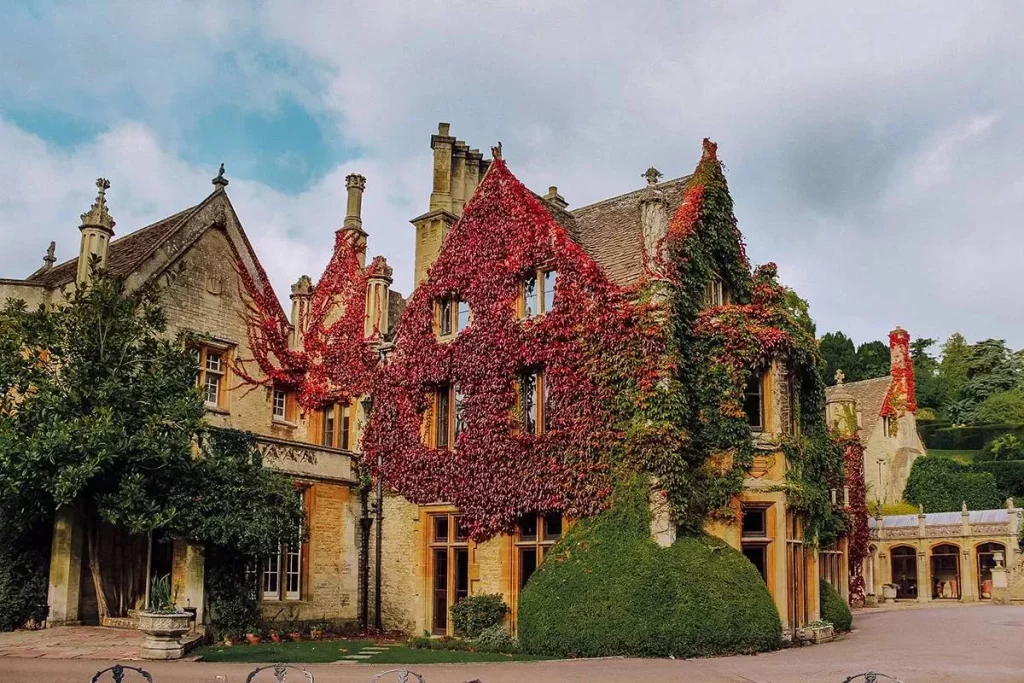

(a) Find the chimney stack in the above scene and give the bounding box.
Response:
[289,275,313,348]
[77,178,116,286]
[364,256,394,339]
[341,174,368,269]
[544,186,568,210]
[639,167,668,274]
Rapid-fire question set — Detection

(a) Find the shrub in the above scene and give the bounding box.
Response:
[206,547,260,639]
[517,478,781,658]
[475,624,519,653]
[979,434,1024,462]
[903,458,1000,512]
[819,578,852,632]
[924,424,1024,451]
[0,522,50,631]
[408,635,471,651]
[973,460,1024,501]
[450,593,508,638]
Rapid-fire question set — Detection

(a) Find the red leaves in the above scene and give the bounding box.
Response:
[880,327,917,419]
[363,159,656,541]
[234,228,377,411]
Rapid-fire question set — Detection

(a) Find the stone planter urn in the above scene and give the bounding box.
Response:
[881,584,898,601]
[795,623,835,645]
[137,611,191,660]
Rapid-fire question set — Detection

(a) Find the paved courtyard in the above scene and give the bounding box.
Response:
[0,604,1020,682]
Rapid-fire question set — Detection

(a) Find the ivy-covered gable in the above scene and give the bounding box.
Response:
[364,158,660,541]
[235,227,378,410]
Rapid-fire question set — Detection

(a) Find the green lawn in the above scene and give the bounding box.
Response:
[928,449,983,464]
[194,639,550,664]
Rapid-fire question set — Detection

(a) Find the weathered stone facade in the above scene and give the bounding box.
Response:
[1,176,368,631]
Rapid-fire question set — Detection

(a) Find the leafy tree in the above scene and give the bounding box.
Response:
[903,457,1000,512]
[0,268,302,623]
[948,339,1021,424]
[976,389,1024,426]
[820,332,858,385]
[855,340,890,380]
[783,288,816,338]
[911,337,948,411]
[939,333,971,404]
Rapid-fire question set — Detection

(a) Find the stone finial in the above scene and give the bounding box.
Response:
[643,167,663,186]
[80,178,115,232]
[212,163,229,189]
[491,142,502,160]
[290,275,313,298]
[1008,497,1015,510]
[42,241,56,269]
[367,255,394,281]
[918,503,925,515]
[835,369,846,385]
[962,501,969,513]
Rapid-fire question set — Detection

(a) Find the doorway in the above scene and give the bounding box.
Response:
[930,544,961,600]
[977,542,1006,599]
[890,546,918,599]
[429,513,470,635]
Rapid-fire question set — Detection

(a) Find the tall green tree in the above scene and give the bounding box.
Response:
[0,269,302,623]
[948,339,1021,424]
[855,340,890,380]
[819,331,858,385]
[783,288,816,339]
[911,337,948,412]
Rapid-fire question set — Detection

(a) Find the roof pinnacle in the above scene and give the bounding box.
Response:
[80,178,115,233]
[212,163,229,190]
[643,167,663,186]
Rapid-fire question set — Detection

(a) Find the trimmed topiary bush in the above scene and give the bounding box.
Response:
[903,457,1000,512]
[449,593,508,638]
[517,479,782,658]
[819,577,852,632]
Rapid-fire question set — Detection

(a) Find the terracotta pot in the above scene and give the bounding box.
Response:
[269,632,282,643]
[288,632,303,642]
[245,633,261,645]
[309,629,323,641]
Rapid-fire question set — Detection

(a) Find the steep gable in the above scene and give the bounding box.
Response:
[365,157,659,540]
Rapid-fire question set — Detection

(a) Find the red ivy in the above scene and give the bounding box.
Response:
[362,158,660,541]
[234,228,378,410]
[880,327,917,419]
[839,435,869,605]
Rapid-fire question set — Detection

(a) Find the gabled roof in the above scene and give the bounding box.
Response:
[26,204,203,287]
[826,375,891,437]
[563,176,694,287]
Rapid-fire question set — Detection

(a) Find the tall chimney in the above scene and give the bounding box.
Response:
[342,174,368,268]
[77,178,116,286]
[639,167,668,273]
[289,275,313,348]
[429,123,456,212]
[886,325,917,414]
[364,256,393,339]
[544,186,568,210]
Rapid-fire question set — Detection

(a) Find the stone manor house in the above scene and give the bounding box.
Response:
[1,123,859,635]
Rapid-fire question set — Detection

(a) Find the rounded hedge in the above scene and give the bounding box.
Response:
[819,577,852,632]
[517,480,782,658]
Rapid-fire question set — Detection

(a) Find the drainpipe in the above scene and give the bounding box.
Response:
[375,452,384,632]
[359,482,372,632]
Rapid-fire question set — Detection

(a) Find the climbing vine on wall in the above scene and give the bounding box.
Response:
[234,229,378,410]
[880,327,916,436]
[363,139,849,547]
[840,435,869,605]
[363,158,663,541]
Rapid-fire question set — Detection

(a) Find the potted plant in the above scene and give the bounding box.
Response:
[309,620,329,641]
[268,629,282,643]
[137,574,192,660]
[245,630,262,645]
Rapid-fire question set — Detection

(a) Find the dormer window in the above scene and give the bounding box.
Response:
[705,274,729,308]
[436,296,471,338]
[519,268,558,319]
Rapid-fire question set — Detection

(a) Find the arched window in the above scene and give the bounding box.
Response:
[930,544,961,600]
[890,546,917,599]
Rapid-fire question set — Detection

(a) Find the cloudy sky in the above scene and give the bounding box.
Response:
[2,1,1022,349]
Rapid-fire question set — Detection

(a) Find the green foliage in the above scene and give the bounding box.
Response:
[517,479,781,658]
[947,339,1021,424]
[819,578,852,632]
[408,635,472,651]
[820,332,858,385]
[972,461,1024,501]
[977,390,1024,426]
[979,434,1024,462]
[0,520,50,630]
[474,624,520,653]
[868,501,920,516]
[903,458,1000,512]
[925,424,1024,451]
[449,593,508,638]
[912,338,948,411]
[855,341,890,380]
[147,573,177,614]
[783,288,816,338]
[206,546,261,639]
[783,426,848,546]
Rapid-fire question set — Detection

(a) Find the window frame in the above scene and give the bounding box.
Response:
[436,296,471,339]
[195,344,231,411]
[704,273,730,308]
[318,401,355,450]
[427,384,465,450]
[427,512,472,635]
[516,369,546,435]
[744,372,766,432]
[518,267,558,319]
[262,489,307,602]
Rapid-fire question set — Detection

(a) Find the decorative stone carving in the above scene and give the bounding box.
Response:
[137,612,191,660]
